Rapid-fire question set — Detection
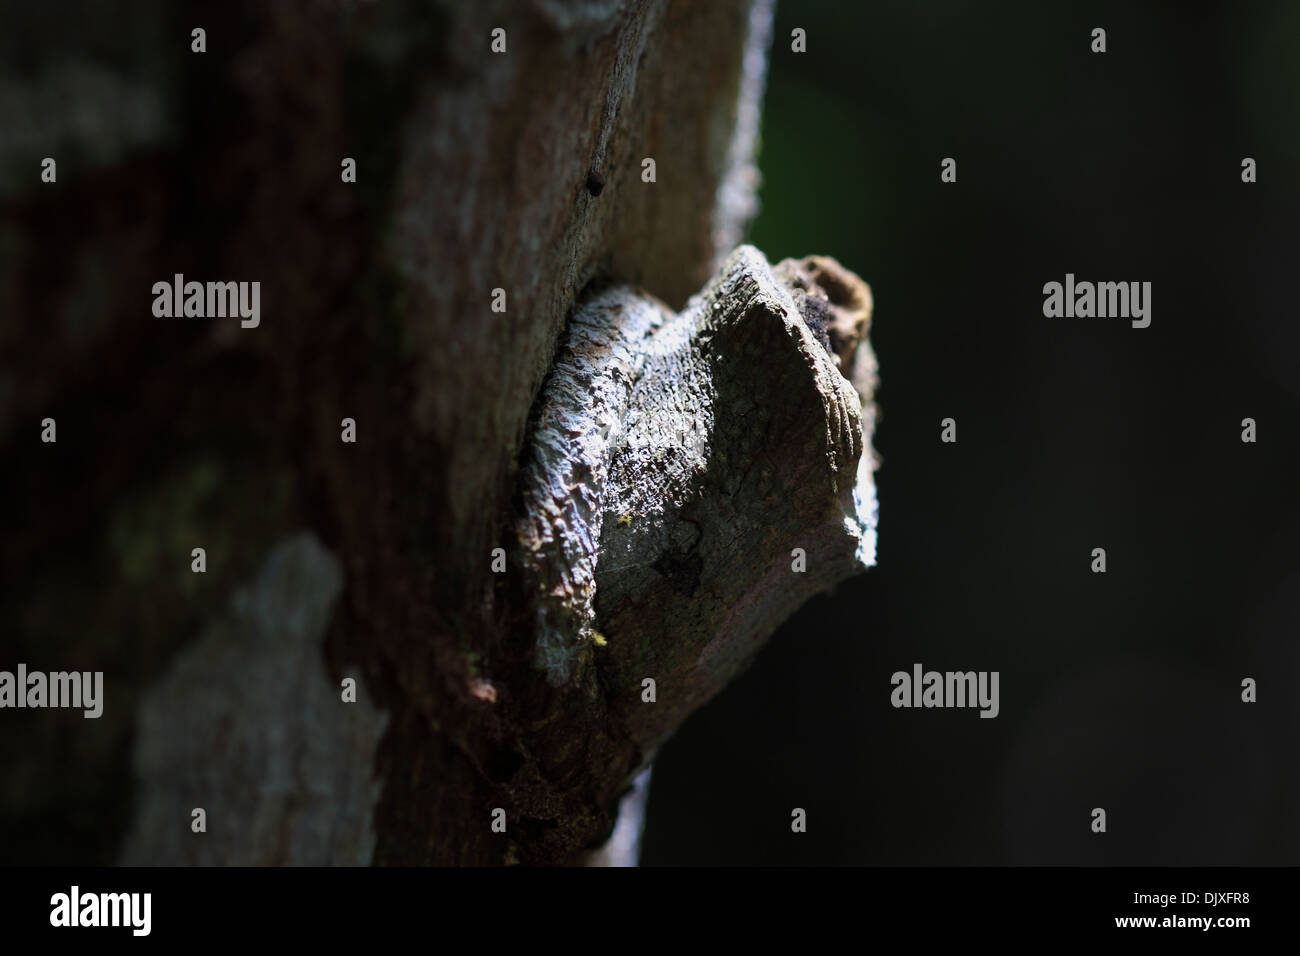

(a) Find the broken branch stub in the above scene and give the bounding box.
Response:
[517,244,878,755]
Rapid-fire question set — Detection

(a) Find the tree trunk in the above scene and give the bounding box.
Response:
[0,0,877,866]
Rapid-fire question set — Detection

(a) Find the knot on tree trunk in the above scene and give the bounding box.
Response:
[516,244,878,755]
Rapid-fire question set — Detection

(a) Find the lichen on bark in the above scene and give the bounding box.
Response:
[120,534,388,866]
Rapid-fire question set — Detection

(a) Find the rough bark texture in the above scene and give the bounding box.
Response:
[519,246,876,753]
[0,0,877,867]
[121,534,388,865]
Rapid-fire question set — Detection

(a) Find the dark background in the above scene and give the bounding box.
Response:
[642,0,1300,864]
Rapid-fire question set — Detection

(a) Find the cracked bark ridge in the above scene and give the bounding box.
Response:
[517,244,877,756]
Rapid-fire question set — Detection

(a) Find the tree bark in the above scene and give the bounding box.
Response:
[0,0,877,866]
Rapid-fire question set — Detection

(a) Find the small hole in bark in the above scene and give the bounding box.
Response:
[586,169,605,196]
